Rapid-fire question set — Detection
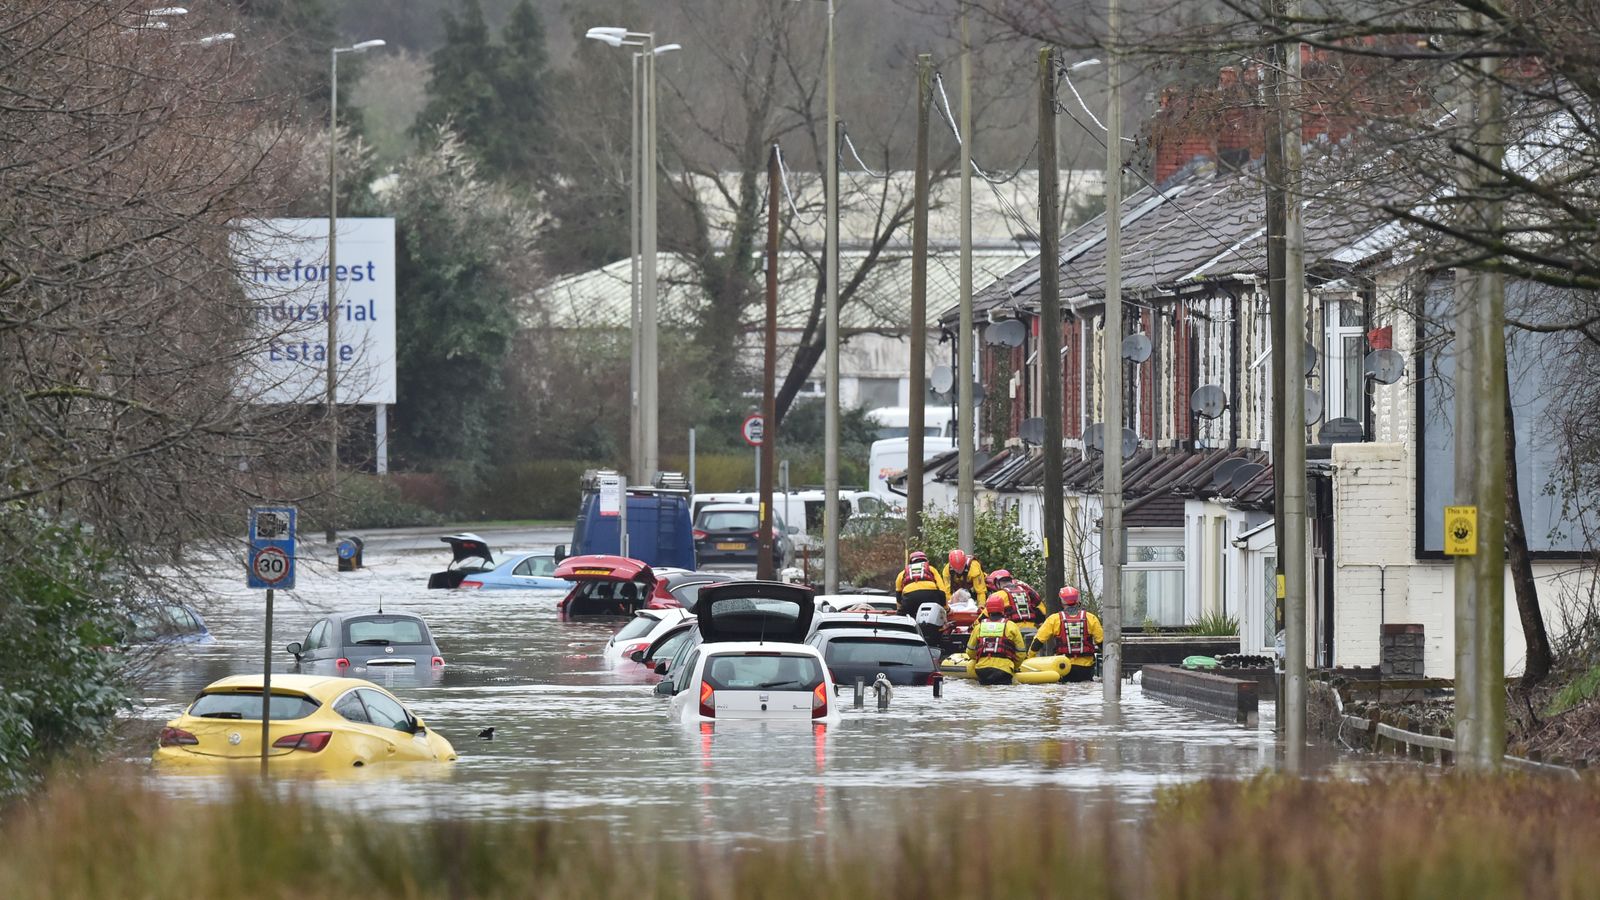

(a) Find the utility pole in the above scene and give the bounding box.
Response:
[760,144,781,580]
[908,53,933,543]
[1451,15,1481,767]
[1101,0,1125,702]
[822,0,840,593]
[1263,28,1289,733]
[957,13,976,552]
[1473,47,1507,769]
[1281,13,1309,773]
[641,37,660,483]
[1039,46,1066,611]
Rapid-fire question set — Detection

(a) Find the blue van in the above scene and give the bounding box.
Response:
[568,471,696,570]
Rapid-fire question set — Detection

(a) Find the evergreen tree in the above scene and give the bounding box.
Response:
[489,0,552,180]
[412,0,550,185]
[412,0,501,162]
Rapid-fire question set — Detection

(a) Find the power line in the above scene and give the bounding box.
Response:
[840,128,890,179]
[773,142,825,227]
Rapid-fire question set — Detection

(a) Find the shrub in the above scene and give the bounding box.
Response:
[917,507,1044,589]
[335,476,448,530]
[1188,611,1240,636]
[0,506,125,797]
[462,459,593,521]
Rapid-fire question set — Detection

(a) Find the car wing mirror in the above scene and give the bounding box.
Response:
[554,544,567,563]
[653,661,669,675]
[410,719,426,735]
[629,649,647,663]
[653,680,676,696]
[285,641,303,657]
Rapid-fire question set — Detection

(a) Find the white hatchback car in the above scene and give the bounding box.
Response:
[603,608,693,664]
[657,580,839,725]
[665,642,838,725]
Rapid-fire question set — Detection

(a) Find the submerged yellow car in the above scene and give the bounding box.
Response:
[153,674,457,771]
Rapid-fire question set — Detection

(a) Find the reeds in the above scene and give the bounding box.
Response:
[3,769,1599,898]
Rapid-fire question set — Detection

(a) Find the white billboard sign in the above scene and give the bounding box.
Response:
[232,218,397,405]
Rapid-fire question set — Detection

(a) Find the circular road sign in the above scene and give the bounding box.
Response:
[251,546,291,585]
[742,413,765,447]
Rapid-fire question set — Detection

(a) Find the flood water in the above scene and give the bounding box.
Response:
[129,531,1370,841]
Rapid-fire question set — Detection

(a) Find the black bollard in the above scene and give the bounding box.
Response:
[853,676,865,709]
[931,673,944,699]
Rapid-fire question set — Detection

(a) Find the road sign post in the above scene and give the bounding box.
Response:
[248,507,296,775]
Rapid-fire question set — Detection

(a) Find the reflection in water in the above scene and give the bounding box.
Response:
[129,547,1376,841]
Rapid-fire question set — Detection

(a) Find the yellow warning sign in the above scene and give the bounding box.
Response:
[1444,505,1478,556]
[1276,573,1286,599]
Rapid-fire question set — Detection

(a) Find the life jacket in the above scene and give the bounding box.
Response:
[1009,583,1040,623]
[1061,609,1096,656]
[950,562,978,591]
[904,560,931,585]
[974,619,1019,662]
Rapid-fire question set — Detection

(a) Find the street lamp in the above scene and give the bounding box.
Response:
[787,0,838,592]
[585,28,680,487]
[326,37,386,543]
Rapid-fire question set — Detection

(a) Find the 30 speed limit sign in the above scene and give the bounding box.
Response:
[250,546,292,585]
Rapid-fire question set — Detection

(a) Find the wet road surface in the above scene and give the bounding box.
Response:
[131,536,1376,841]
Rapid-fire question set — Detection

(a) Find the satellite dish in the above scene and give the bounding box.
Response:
[1121,333,1152,363]
[1319,417,1364,444]
[1304,340,1319,377]
[1365,348,1406,385]
[1190,384,1228,420]
[1305,388,1324,424]
[1208,458,1247,491]
[1019,417,1046,446]
[931,365,955,394]
[984,318,1027,348]
[1229,462,1266,493]
[1084,422,1106,454]
[971,381,986,405]
[1121,427,1139,459]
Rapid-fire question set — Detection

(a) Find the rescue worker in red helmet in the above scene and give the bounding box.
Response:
[990,569,1044,625]
[1029,586,1104,682]
[894,551,949,646]
[942,549,988,606]
[966,593,1027,685]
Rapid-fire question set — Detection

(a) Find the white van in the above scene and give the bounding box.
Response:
[866,407,952,440]
[868,437,957,503]
[691,490,886,542]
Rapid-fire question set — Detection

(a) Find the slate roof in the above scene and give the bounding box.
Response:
[948,160,1392,325]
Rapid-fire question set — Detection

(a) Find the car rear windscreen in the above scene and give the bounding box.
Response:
[700,510,759,531]
[824,637,930,668]
[190,692,320,720]
[345,617,428,645]
[614,615,660,642]
[816,619,918,634]
[703,652,823,691]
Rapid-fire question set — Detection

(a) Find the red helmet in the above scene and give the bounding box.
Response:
[949,549,968,571]
[984,596,1007,614]
[991,568,1013,584]
[1059,586,1080,606]
[909,551,928,563]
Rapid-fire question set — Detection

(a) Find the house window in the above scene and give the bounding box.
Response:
[1126,528,1186,626]
[1324,297,1367,427]
[1262,554,1278,648]
[857,377,900,411]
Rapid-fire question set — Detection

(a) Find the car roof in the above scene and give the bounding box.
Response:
[813,612,917,626]
[327,610,428,623]
[698,641,823,656]
[814,630,925,643]
[699,502,759,512]
[200,673,379,701]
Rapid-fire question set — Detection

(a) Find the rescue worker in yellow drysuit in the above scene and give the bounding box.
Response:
[895,550,950,648]
[942,549,987,606]
[966,594,1027,685]
[1029,586,1104,682]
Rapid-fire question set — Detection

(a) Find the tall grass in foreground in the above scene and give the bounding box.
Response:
[5,771,1600,898]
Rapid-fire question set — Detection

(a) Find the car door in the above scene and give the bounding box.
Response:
[355,688,436,761]
[666,648,701,720]
[303,619,332,664]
